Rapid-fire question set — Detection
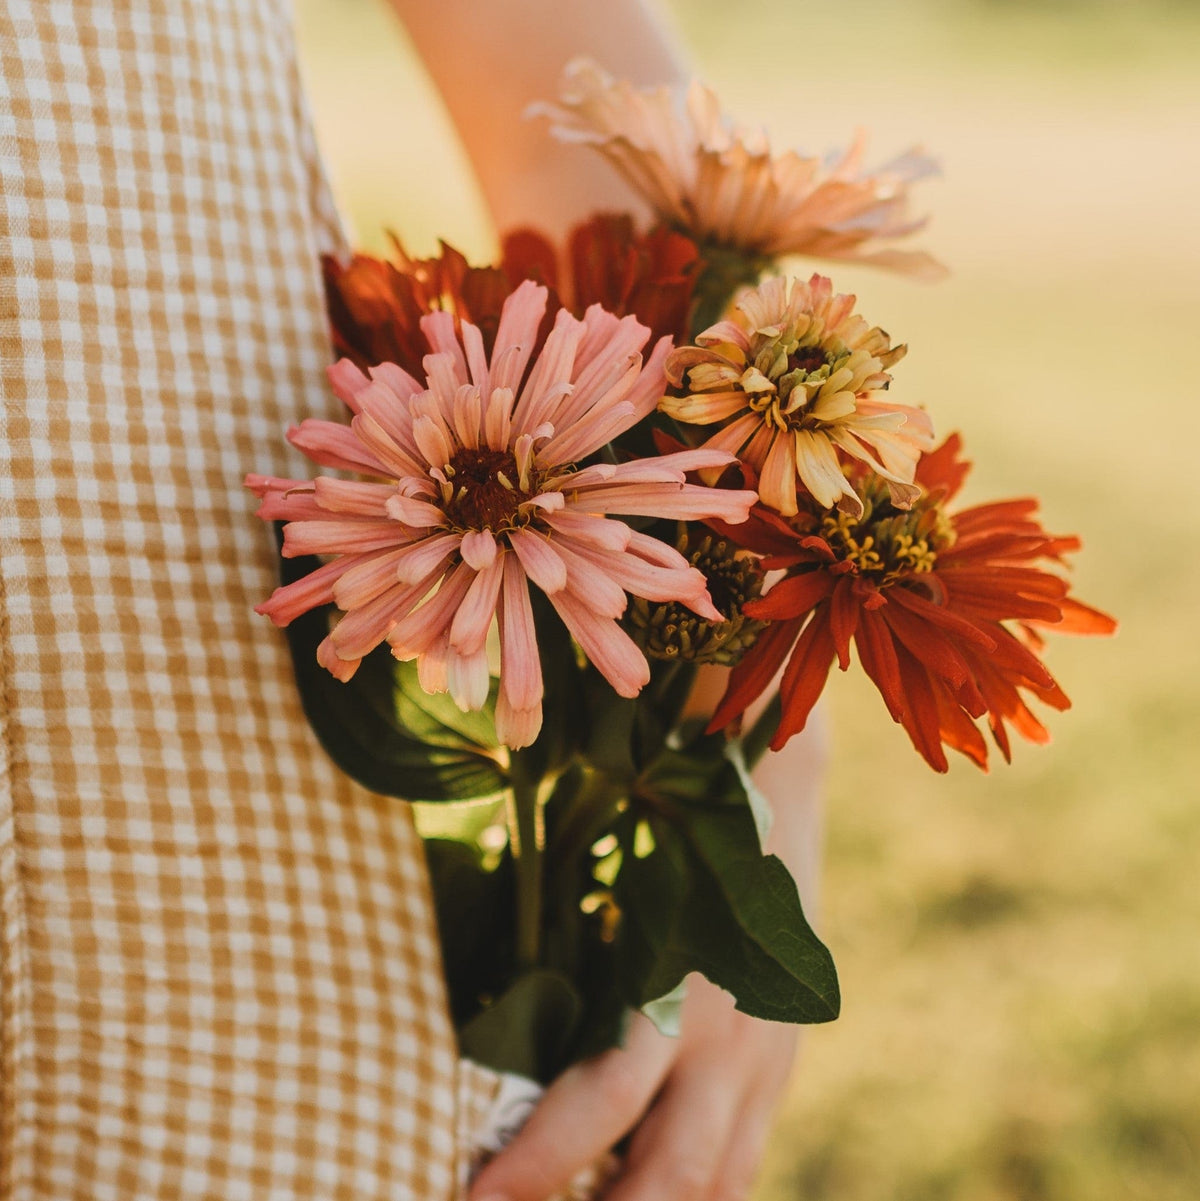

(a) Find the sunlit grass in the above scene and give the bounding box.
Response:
[292,2,1200,1195]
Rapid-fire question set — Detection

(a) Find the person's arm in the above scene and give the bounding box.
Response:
[386,0,683,239]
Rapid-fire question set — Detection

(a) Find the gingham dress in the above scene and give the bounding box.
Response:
[0,2,498,1196]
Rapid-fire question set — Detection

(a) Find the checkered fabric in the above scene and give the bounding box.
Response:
[0,2,498,1196]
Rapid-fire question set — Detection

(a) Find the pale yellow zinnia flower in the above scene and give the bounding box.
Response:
[662,275,935,518]
[535,59,945,279]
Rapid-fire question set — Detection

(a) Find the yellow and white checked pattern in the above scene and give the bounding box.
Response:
[0,2,497,1196]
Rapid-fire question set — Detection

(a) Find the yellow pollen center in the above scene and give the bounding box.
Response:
[821,502,952,585]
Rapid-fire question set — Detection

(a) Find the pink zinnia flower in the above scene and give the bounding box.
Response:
[249,281,757,748]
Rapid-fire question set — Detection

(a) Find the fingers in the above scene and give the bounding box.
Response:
[605,1054,783,1201]
[704,1100,776,1201]
[602,1050,742,1201]
[468,1013,677,1201]
[604,979,798,1201]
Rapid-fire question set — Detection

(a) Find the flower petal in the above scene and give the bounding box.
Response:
[770,610,838,748]
[450,554,505,653]
[461,529,498,571]
[548,590,650,697]
[446,644,491,711]
[707,616,804,734]
[498,554,543,712]
[510,527,568,594]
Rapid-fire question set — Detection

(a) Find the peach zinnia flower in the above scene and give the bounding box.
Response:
[706,436,1117,771]
[663,275,934,519]
[535,59,944,278]
[249,282,757,749]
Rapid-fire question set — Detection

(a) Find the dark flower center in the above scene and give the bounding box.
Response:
[691,535,761,617]
[787,346,829,375]
[629,528,765,666]
[443,448,532,531]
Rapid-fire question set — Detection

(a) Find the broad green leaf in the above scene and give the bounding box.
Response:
[457,968,583,1085]
[725,738,774,845]
[636,723,737,805]
[393,658,500,750]
[424,838,514,1027]
[412,796,506,846]
[615,730,839,1025]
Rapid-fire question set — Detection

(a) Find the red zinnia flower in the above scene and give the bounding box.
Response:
[322,214,700,379]
[707,435,1116,771]
[323,239,515,378]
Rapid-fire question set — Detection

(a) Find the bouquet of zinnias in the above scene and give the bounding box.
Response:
[248,58,1114,1143]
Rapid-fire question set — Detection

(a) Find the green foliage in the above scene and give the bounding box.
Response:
[423,838,514,1027]
[276,464,835,1083]
[616,727,840,1024]
[449,686,839,1081]
[457,968,584,1084]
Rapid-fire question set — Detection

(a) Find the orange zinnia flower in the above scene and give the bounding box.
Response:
[707,436,1116,771]
[536,59,945,278]
[322,215,700,379]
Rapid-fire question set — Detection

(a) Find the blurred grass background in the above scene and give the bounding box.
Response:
[292,1,1200,1196]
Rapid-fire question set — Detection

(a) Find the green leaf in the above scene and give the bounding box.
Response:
[582,679,639,781]
[635,722,733,805]
[614,730,840,1025]
[457,968,584,1085]
[724,738,774,845]
[276,537,507,802]
[424,837,514,1028]
[393,658,499,750]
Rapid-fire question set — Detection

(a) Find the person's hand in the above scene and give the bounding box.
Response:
[468,973,798,1201]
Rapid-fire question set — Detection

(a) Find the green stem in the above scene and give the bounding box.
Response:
[545,769,627,887]
[507,753,544,969]
[689,243,772,337]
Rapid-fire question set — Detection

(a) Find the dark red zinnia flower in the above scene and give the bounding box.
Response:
[707,434,1117,771]
[322,214,699,379]
[322,238,521,377]
[503,213,700,347]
